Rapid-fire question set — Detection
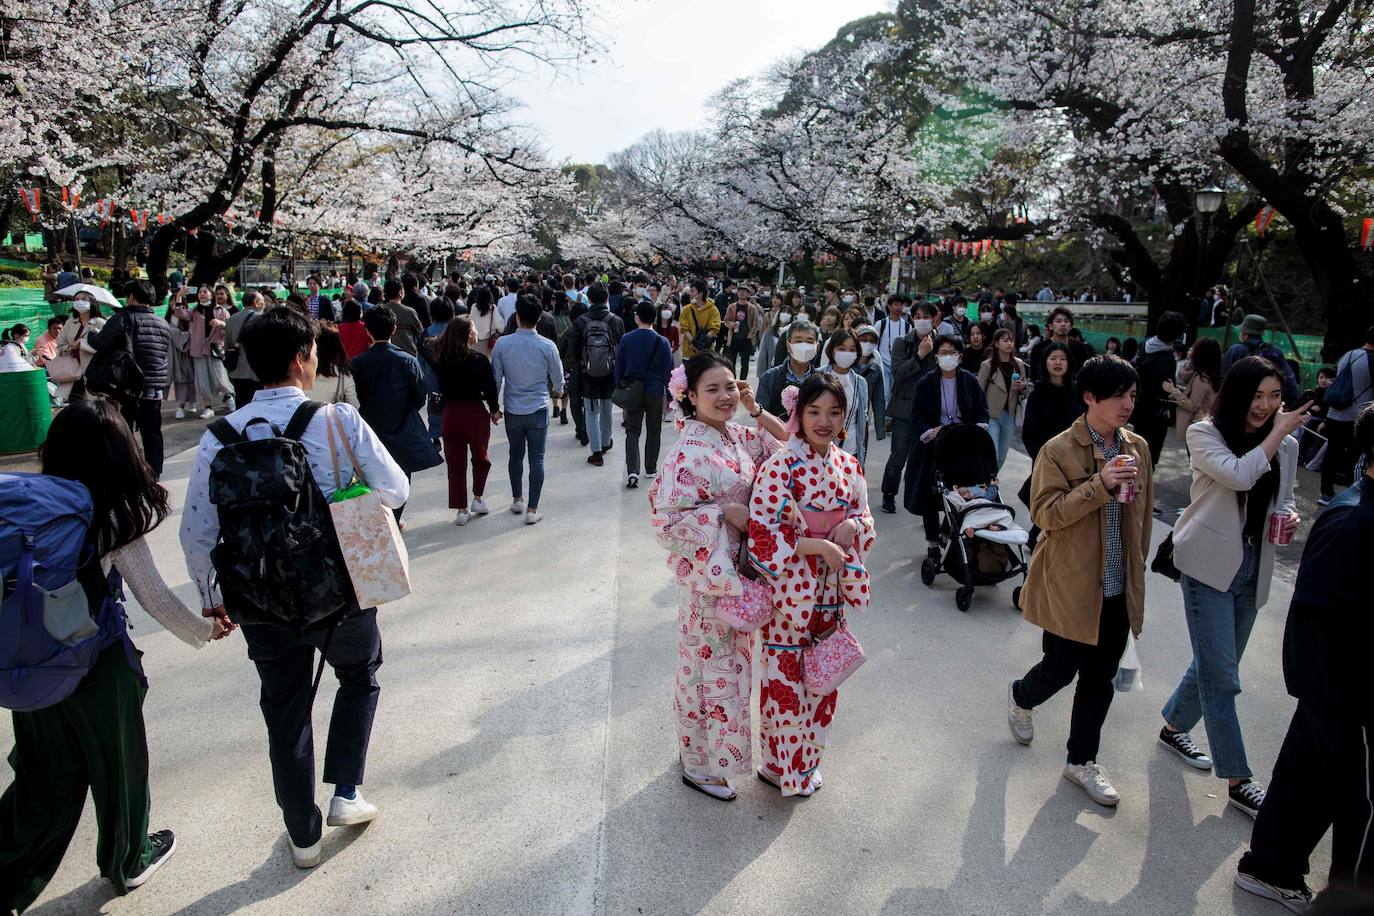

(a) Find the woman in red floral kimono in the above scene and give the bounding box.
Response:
[748,373,877,796]
[649,353,788,800]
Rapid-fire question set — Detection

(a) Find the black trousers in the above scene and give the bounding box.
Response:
[1136,417,1169,467]
[882,417,915,498]
[240,608,383,847]
[1321,419,1355,497]
[569,373,586,439]
[725,344,755,381]
[231,377,261,409]
[1239,702,1374,889]
[623,392,664,475]
[121,397,164,478]
[1014,594,1130,765]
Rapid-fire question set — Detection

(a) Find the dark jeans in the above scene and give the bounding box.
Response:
[569,373,586,439]
[1321,418,1355,497]
[1014,594,1130,765]
[1239,702,1374,889]
[240,608,383,848]
[231,377,261,409]
[121,397,164,477]
[623,392,664,475]
[505,409,549,509]
[882,417,915,498]
[726,344,755,381]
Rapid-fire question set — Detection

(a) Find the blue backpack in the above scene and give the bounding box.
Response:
[0,473,138,712]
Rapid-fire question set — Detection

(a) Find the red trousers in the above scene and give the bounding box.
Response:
[442,400,492,510]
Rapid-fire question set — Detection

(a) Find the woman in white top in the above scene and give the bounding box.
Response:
[51,293,107,399]
[1161,356,1311,817]
[976,328,1028,470]
[821,328,870,465]
[467,286,502,353]
[2,398,228,908]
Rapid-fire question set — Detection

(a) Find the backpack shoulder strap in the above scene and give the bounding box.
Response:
[208,417,243,446]
[284,400,326,441]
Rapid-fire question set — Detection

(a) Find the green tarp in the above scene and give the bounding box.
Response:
[0,370,52,454]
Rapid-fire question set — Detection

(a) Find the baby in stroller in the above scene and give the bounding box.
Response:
[919,423,1030,611]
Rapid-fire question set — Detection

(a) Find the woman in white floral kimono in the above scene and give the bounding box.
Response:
[748,374,877,797]
[649,353,789,800]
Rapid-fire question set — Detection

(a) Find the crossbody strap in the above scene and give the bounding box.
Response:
[283,400,325,441]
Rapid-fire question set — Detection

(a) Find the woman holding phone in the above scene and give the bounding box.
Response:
[1161,356,1310,818]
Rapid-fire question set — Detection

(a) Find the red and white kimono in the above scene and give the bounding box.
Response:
[649,420,781,783]
[748,437,876,795]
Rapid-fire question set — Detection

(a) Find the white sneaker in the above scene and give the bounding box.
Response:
[1007,681,1034,745]
[644,468,657,478]
[291,838,322,869]
[174,407,186,419]
[453,510,471,526]
[470,497,490,516]
[226,397,237,412]
[626,473,639,489]
[1063,761,1121,807]
[199,408,215,419]
[511,498,526,515]
[525,510,543,525]
[326,791,378,827]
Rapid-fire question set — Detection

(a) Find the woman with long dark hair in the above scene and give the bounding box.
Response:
[302,322,358,407]
[189,285,233,417]
[977,327,1028,469]
[1161,356,1311,817]
[1019,341,1083,548]
[0,399,225,911]
[1164,336,1222,440]
[649,353,787,800]
[52,292,106,401]
[468,286,501,353]
[433,316,500,526]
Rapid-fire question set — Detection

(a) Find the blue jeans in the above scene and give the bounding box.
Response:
[587,397,613,454]
[1162,543,1262,779]
[987,413,1016,470]
[505,409,549,509]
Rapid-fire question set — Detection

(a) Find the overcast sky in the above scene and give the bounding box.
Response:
[507,0,886,164]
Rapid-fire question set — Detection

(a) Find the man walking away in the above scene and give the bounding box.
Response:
[615,301,673,488]
[492,295,565,525]
[879,302,938,513]
[86,280,171,477]
[1008,356,1153,808]
[1317,324,1374,504]
[224,289,267,410]
[1235,403,1374,911]
[1223,315,1300,405]
[570,283,624,466]
[1130,310,1186,466]
[180,307,408,869]
[401,273,431,329]
[382,279,423,357]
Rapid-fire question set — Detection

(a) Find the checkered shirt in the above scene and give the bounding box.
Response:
[1086,424,1126,598]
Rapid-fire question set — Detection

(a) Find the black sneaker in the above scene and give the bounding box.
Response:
[587,452,604,466]
[1229,779,1266,818]
[1234,868,1312,912]
[880,495,896,514]
[559,409,569,425]
[1158,727,1213,770]
[126,830,176,889]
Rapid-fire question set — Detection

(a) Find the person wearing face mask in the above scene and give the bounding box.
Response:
[874,295,911,407]
[853,325,886,457]
[52,292,107,401]
[756,291,783,379]
[652,299,681,367]
[903,336,991,557]
[879,302,939,514]
[679,280,720,360]
[756,319,821,422]
[822,329,871,464]
[163,292,197,418]
[770,292,806,368]
[0,324,31,365]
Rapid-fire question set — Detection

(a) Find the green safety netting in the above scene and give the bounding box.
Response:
[0,370,51,454]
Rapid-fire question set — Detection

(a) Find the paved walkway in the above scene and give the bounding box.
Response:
[11,416,1329,915]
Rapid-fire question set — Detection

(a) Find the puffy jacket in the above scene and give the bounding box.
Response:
[87,305,171,391]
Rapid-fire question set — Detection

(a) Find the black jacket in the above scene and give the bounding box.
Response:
[351,342,442,474]
[89,305,171,391]
[903,369,991,514]
[569,305,625,399]
[1131,343,1177,429]
[887,331,937,421]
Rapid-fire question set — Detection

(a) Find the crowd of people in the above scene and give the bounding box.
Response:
[2,261,1372,915]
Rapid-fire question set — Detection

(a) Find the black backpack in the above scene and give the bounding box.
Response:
[206,402,353,632]
[581,316,614,378]
[84,311,144,403]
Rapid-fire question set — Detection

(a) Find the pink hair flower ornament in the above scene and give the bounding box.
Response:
[781,385,802,435]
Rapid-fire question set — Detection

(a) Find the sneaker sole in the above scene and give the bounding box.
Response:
[1227,796,1261,819]
[1158,735,1214,770]
[126,834,177,888]
[1234,872,1309,912]
[1008,684,1033,745]
[291,843,322,868]
[1063,771,1120,807]
[326,808,378,827]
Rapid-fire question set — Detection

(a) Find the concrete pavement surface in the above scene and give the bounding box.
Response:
[9,412,1331,915]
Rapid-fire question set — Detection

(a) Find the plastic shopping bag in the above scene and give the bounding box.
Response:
[1114,634,1144,693]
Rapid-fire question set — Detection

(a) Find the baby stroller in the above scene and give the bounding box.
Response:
[918,423,1030,611]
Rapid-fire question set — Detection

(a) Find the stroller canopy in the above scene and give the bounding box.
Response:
[930,423,999,487]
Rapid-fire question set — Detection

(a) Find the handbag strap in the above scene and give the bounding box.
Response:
[326,404,368,489]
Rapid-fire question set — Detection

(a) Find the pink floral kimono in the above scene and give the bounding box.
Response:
[649,419,780,784]
[748,437,876,795]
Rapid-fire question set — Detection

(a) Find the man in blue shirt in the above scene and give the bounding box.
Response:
[492,294,565,525]
[1223,314,1300,404]
[614,301,673,488]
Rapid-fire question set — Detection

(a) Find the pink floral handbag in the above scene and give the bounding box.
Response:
[714,536,773,633]
[802,575,867,695]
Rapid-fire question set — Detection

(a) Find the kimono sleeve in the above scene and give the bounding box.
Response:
[747,451,803,581]
[648,444,741,597]
[838,452,877,611]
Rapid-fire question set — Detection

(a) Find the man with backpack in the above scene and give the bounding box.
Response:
[1318,324,1374,504]
[1223,314,1301,405]
[84,280,172,477]
[569,283,625,466]
[180,307,409,869]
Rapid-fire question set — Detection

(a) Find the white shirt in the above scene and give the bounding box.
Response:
[876,315,909,362]
[180,386,409,607]
[496,291,519,324]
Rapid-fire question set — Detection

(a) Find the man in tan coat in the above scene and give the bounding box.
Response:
[1007,355,1153,807]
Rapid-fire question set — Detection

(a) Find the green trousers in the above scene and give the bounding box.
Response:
[0,642,152,913]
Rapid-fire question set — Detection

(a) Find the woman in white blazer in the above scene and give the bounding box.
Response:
[1159,356,1313,818]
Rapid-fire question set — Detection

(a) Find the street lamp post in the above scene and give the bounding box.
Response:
[1190,185,1225,341]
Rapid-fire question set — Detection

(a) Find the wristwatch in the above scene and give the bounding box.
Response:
[749,407,764,418]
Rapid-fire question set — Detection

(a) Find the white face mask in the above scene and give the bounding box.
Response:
[860,341,877,357]
[778,311,792,324]
[833,351,858,369]
[842,295,856,305]
[938,354,960,372]
[789,342,817,363]
[73,301,90,313]
[660,308,673,320]
[913,318,932,336]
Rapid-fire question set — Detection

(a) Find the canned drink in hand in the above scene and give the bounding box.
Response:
[1114,455,1136,503]
[1268,512,1294,545]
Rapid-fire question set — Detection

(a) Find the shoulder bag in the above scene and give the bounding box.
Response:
[802,570,866,695]
[713,535,772,633]
[84,313,144,403]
